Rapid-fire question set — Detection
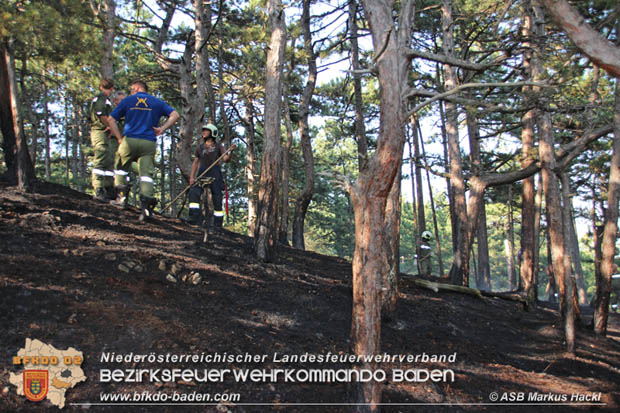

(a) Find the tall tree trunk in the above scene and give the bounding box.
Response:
[540,115,572,350]
[254,0,286,262]
[563,179,587,304]
[71,98,79,189]
[507,185,517,289]
[351,2,414,410]
[438,99,457,252]
[532,3,572,352]
[466,104,490,290]
[349,0,368,171]
[280,84,294,245]
[243,96,257,235]
[218,18,231,148]
[0,42,17,183]
[560,172,583,321]
[194,0,210,125]
[6,41,34,190]
[169,134,178,217]
[594,79,620,335]
[64,90,70,186]
[419,124,445,276]
[520,0,538,303]
[533,173,544,302]
[195,0,216,123]
[412,117,429,275]
[292,0,317,250]
[176,41,197,179]
[101,0,116,78]
[442,0,468,286]
[406,134,421,275]
[382,167,401,318]
[560,173,576,352]
[592,192,604,310]
[43,71,51,180]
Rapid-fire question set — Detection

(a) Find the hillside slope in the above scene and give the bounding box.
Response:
[1,180,619,412]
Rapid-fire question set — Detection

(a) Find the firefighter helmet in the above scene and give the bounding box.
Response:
[202,123,218,137]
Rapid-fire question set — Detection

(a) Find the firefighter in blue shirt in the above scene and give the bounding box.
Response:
[107,80,180,221]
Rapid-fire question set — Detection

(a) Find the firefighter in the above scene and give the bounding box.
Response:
[89,78,116,202]
[107,80,179,221]
[187,124,232,229]
[420,230,434,262]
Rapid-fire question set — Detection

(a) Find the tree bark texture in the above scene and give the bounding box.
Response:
[349,1,368,172]
[466,104,490,290]
[292,0,317,250]
[243,97,258,235]
[594,79,620,335]
[351,1,414,410]
[5,41,34,190]
[101,0,115,78]
[520,1,537,303]
[413,119,429,275]
[0,42,17,183]
[280,85,294,245]
[254,0,286,262]
[442,0,468,286]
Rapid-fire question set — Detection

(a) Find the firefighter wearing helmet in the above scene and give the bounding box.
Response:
[187,123,232,229]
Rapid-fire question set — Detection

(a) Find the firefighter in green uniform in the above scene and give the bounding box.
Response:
[89,78,116,201]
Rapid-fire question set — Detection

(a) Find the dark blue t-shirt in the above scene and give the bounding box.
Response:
[110,92,175,141]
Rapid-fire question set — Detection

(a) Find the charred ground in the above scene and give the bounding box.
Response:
[0,179,619,412]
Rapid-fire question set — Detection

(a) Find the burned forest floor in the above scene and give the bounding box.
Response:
[0,179,619,413]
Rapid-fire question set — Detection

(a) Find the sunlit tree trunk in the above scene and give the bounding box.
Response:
[349,0,368,171]
[594,79,620,335]
[412,118,429,275]
[520,0,537,303]
[292,0,317,250]
[419,125,445,276]
[442,0,468,286]
[5,41,34,190]
[242,96,257,235]
[254,0,286,261]
[101,0,115,78]
[280,83,294,245]
[0,42,17,183]
[466,104,490,290]
[351,1,414,409]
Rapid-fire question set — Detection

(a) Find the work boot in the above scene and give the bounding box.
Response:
[213,215,224,232]
[139,196,157,222]
[93,188,108,202]
[187,208,202,226]
[110,186,129,209]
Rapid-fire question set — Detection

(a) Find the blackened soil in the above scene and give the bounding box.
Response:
[0,180,619,412]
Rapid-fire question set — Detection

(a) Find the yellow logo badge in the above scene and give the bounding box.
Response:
[136,97,148,107]
[23,370,48,402]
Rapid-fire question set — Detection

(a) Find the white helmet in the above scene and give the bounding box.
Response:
[202,123,218,137]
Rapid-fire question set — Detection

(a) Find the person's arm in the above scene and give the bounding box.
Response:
[221,143,233,163]
[108,117,123,145]
[189,158,199,185]
[153,110,180,136]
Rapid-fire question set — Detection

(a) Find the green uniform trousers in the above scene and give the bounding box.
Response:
[114,137,157,198]
[90,129,117,189]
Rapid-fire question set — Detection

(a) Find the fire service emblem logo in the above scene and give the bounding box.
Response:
[23,370,48,402]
